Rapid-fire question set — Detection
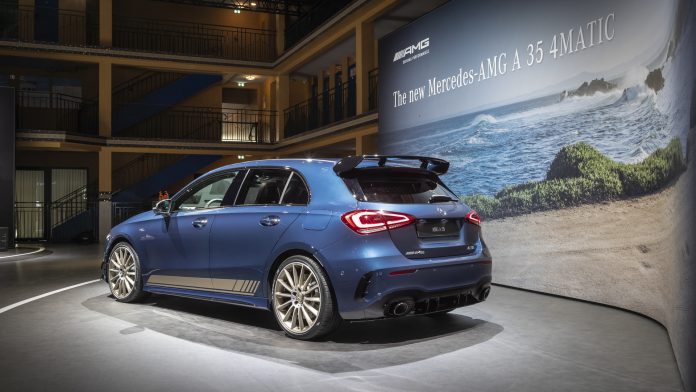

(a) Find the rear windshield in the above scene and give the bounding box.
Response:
[350,170,458,204]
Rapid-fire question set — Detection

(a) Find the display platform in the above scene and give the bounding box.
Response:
[0,245,684,392]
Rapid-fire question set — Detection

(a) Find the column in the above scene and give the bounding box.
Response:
[355,135,364,156]
[99,0,112,47]
[355,20,375,115]
[276,74,290,141]
[98,149,112,243]
[341,57,350,84]
[275,14,285,57]
[98,61,112,137]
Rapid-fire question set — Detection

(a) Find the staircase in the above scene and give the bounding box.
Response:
[112,73,222,134]
[112,154,221,202]
[50,185,97,242]
[108,70,223,202]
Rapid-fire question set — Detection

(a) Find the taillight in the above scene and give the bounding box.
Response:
[465,210,481,226]
[341,210,416,235]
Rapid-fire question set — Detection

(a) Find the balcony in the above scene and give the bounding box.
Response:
[112,16,276,62]
[283,79,356,138]
[119,105,277,143]
[16,90,97,134]
[0,3,276,62]
[0,2,99,47]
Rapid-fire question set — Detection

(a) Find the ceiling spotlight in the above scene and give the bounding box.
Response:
[237,82,245,87]
[250,2,256,6]
[244,75,256,81]
[237,155,245,159]
[234,9,241,14]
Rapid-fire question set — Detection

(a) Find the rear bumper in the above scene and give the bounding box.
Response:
[315,233,492,320]
[340,261,492,320]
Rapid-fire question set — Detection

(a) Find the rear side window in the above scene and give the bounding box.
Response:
[236,169,291,205]
[281,173,309,205]
[352,170,457,204]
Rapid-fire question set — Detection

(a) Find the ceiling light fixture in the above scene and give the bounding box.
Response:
[244,75,257,81]
[237,82,245,87]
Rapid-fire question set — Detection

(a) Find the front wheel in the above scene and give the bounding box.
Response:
[271,255,341,340]
[107,242,148,303]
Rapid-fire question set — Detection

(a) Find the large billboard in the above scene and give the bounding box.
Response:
[379,0,695,386]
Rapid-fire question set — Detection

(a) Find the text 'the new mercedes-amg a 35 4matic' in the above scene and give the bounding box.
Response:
[101,156,492,340]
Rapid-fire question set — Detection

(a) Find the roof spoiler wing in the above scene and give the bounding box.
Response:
[333,155,450,176]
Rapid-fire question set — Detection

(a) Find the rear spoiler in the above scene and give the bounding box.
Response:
[333,155,450,176]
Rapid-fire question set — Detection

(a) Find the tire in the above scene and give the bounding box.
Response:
[271,255,341,340]
[106,242,148,303]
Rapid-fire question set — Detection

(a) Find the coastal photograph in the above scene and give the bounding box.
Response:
[380,0,695,323]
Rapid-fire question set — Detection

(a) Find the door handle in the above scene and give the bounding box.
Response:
[192,217,208,228]
[259,215,280,227]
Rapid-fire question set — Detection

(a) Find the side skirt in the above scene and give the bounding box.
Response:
[145,284,270,310]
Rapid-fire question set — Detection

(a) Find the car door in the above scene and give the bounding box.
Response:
[208,168,309,296]
[144,171,240,291]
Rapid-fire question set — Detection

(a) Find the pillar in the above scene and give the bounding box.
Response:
[99,0,112,47]
[341,57,350,84]
[355,135,364,156]
[356,20,375,115]
[98,61,111,137]
[328,64,337,91]
[275,14,285,56]
[98,149,112,243]
[276,74,290,141]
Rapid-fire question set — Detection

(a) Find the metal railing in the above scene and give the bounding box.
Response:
[368,68,378,111]
[15,200,97,241]
[0,2,99,46]
[284,0,351,50]
[113,15,276,62]
[283,79,356,138]
[120,105,277,143]
[16,90,98,134]
[113,71,185,107]
[113,154,182,193]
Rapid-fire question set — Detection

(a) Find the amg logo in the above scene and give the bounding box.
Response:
[405,250,426,256]
[393,38,430,62]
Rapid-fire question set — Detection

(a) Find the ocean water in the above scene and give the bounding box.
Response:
[383,82,678,197]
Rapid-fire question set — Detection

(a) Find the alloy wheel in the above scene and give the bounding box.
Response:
[108,245,137,300]
[273,262,322,334]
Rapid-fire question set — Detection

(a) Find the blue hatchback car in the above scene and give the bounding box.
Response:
[101,156,492,339]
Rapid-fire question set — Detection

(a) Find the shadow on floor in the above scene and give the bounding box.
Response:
[83,293,503,373]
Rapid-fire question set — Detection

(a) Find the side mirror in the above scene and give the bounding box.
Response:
[153,199,171,216]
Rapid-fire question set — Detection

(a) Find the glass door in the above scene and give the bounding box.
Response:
[15,170,45,240]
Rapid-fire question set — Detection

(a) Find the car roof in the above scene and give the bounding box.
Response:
[207,158,341,176]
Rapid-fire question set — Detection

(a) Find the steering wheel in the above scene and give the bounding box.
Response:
[204,198,223,209]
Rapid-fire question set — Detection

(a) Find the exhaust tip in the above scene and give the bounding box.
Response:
[385,298,415,317]
[479,287,491,301]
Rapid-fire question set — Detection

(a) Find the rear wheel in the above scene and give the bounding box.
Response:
[107,242,147,303]
[271,255,340,340]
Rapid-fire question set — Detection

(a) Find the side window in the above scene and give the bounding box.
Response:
[175,171,239,211]
[280,173,309,205]
[236,169,291,206]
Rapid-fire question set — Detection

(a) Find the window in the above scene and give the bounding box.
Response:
[236,169,291,206]
[175,171,239,211]
[352,170,457,204]
[280,173,309,205]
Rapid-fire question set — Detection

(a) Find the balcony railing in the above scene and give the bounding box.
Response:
[368,68,378,111]
[16,90,97,134]
[284,79,356,138]
[113,16,276,62]
[0,2,99,47]
[119,105,277,143]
